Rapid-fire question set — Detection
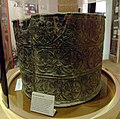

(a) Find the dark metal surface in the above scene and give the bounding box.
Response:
[13,13,105,107]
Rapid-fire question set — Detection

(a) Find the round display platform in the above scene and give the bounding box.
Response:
[8,69,117,119]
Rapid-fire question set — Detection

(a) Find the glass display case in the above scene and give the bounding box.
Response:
[0,0,120,119]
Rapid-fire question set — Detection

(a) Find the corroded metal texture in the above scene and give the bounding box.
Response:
[13,13,105,107]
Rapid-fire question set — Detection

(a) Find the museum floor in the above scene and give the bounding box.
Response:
[0,60,120,119]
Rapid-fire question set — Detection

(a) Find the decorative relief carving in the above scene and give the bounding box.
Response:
[13,13,105,107]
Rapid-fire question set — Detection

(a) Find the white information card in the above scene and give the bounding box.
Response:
[30,92,56,116]
[15,78,22,91]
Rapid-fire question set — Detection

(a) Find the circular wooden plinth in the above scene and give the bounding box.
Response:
[8,69,116,119]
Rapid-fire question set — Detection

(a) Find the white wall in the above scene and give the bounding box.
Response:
[103,0,112,60]
[38,0,58,14]
[77,0,83,8]
[38,0,48,14]
[82,3,88,13]
[48,0,58,13]
[96,1,106,13]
